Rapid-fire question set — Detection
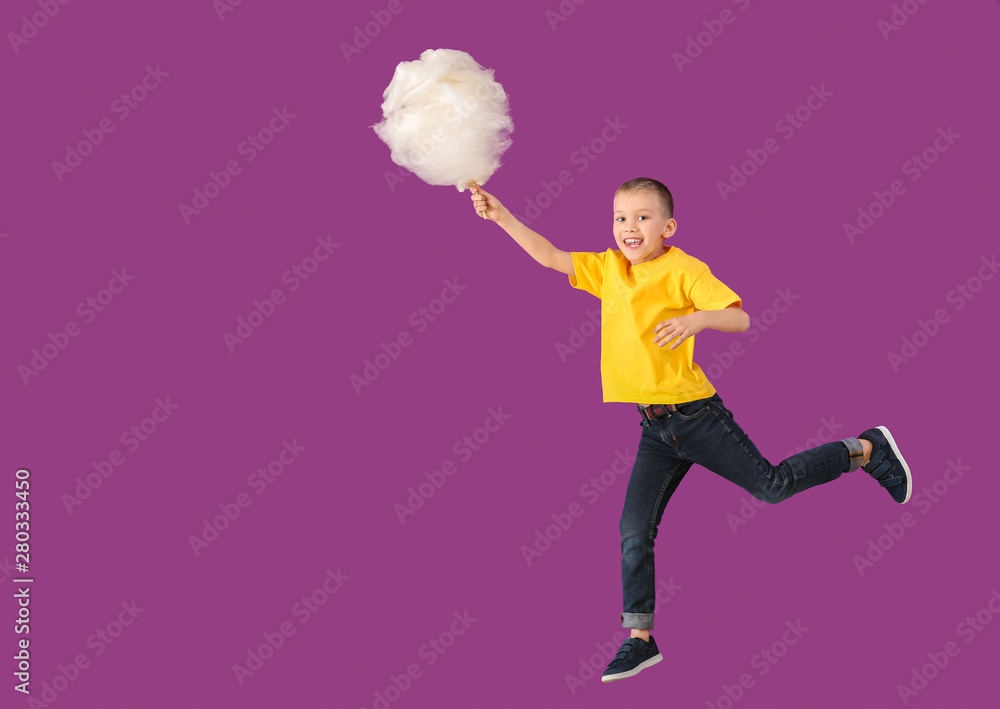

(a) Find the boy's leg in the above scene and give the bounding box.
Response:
[619,415,693,630]
[603,412,690,683]
[671,394,864,504]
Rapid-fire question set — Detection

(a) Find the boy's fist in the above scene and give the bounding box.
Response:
[470,186,507,223]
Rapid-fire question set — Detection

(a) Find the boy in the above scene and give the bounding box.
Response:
[470,177,912,683]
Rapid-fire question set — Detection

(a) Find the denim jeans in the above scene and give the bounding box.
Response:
[620,392,864,630]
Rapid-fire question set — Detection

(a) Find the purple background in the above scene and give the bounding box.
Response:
[2,0,998,707]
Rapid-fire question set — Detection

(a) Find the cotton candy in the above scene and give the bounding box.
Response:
[372,48,513,192]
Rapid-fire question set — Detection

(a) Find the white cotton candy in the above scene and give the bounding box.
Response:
[372,48,513,192]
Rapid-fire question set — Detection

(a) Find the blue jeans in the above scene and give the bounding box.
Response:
[620,392,864,630]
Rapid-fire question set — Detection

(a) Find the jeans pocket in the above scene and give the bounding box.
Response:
[673,403,711,421]
[708,400,743,437]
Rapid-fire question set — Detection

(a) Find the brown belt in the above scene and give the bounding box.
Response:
[637,403,679,422]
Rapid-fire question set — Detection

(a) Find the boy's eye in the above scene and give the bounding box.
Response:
[638,216,647,220]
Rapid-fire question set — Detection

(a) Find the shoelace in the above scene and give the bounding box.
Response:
[865,448,902,488]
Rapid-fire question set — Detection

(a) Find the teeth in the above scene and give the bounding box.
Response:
[624,238,642,245]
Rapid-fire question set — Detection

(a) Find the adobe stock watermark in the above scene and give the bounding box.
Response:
[350,277,468,395]
[844,126,960,243]
[18,268,136,385]
[17,600,144,706]
[0,557,15,584]
[716,84,834,202]
[886,254,996,373]
[213,0,246,21]
[511,116,629,226]
[340,0,412,63]
[393,407,512,523]
[51,64,170,182]
[232,567,349,686]
[852,459,969,577]
[544,0,587,31]
[877,0,932,40]
[703,619,809,709]
[222,235,340,353]
[555,275,642,363]
[555,308,600,363]
[360,609,477,709]
[725,415,845,534]
[700,287,800,386]
[896,585,1000,705]
[7,0,73,55]
[188,439,307,556]
[672,0,753,73]
[61,397,180,514]
[520,448,633,567]
[564,578,682,695]
[178,106,296,225]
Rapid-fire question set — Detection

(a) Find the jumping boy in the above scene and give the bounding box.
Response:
[470,177,912,683]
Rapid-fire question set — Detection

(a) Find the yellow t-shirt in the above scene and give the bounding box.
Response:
[568,245,741,404]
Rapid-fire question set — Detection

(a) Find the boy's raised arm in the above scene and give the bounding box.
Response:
[471,187,575,277]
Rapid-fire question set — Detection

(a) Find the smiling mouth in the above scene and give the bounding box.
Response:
[623,238,643,249]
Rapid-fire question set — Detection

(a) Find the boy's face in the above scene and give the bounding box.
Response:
[613,190,677,266]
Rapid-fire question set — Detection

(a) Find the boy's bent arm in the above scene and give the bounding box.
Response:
[699,304,750,333]
[653,304,749,349]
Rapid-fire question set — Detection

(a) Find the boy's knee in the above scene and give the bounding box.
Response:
[754,488,788,505]
[619,517,645,539]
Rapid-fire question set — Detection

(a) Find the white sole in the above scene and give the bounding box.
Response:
[601,653,663,682]
[876,425,912,504]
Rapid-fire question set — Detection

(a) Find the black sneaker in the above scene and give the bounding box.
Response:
[860,426,912,503]
[601,636,663,683]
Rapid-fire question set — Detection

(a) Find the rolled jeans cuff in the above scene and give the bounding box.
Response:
[842,437,864,472]
[621,612,654,630]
